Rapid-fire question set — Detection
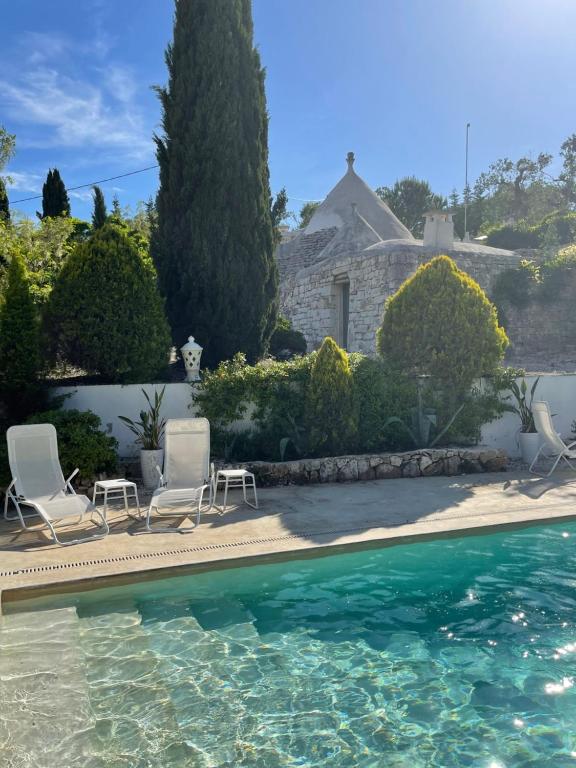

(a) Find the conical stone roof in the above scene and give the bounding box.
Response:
[303,152,414,241]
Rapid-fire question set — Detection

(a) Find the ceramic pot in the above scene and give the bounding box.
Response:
[519,432,540,466]
[140,448,164,489]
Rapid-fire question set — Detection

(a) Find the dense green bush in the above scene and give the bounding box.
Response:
[351,356,417,452]
[44,223,171,382]
[25,408,118,482]
[492,244,576,311]
[486,210,576,250]
[378,256,508,399]
[269,316,307,359]
[0,252,41,416]
[196,352,314,461]
[196,343,508,462]
[305,338,357,456]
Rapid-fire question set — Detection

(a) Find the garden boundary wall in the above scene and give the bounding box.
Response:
[55,373,576,460]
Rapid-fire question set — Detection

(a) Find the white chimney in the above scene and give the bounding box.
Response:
[423,211,454,249]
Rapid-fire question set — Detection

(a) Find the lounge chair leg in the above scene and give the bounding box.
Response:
[529,445,545,474]
[544,453,564,477]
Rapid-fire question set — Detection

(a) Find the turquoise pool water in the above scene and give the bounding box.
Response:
[10,523,576,766]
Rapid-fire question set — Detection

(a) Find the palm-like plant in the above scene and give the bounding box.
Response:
[119,387,167,450]
[508,377,540,433]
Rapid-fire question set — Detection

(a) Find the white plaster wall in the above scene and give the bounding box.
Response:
[55,383,196,457]
[480,374,576,458]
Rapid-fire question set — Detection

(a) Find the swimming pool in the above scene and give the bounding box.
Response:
[4,522,576,767]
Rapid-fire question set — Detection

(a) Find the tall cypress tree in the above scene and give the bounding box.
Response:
[40,168,70,218]
[152,0,278,368]
[0,177,9,222]
[92,185,107,229]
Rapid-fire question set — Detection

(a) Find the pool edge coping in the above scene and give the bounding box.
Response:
[4,509,576,612]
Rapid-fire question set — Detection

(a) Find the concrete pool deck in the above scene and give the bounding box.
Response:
[1,470,576,602]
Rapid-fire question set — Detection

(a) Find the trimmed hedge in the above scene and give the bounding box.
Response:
[377,255,508,398]
[44,223,171,382]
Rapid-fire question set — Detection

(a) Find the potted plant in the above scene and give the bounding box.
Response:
[119,387,166,489]
[508,377,540,464]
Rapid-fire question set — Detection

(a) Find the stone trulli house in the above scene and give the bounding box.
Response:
[277,152,522,354]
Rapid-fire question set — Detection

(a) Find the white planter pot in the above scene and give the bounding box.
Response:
[140,449,164,489]
[519,432,540,465]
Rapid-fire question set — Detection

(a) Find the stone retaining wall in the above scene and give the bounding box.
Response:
[233,447,508,487]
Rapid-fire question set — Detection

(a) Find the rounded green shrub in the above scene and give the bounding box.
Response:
[377,255,508,399]
[44,223,171,382]
[305,337,357,456]
[269,316,307,359]
[25,408,118,483]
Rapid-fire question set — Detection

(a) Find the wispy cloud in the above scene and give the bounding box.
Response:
[5,170,43,193]
[0,66,153,160]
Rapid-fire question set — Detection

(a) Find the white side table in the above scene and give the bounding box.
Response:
[92,479,141,521]
[214,469,258,513]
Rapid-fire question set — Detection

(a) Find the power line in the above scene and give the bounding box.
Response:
[7,162,321,206]
[8,164,160,205]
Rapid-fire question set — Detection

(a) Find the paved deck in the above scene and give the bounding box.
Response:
[1,471,576,602]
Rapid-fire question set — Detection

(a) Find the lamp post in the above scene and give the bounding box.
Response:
[464,122,470,239]
[180,336,203,381]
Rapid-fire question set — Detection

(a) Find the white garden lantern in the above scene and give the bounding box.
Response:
[181,336,203,381]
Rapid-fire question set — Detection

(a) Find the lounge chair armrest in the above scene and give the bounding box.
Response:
[567,440,576,451]
[64,468,80,493]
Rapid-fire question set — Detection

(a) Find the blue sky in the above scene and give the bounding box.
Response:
[3,0,576,222]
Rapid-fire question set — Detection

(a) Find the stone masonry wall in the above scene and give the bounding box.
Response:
[281,242,521,355]
[234,447,507,487]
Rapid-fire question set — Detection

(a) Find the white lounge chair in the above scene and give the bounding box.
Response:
[4,424,109,546]
[146,418,214,532]
[529,401,576,476]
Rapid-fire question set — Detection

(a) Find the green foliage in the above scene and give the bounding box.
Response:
[507,376,540,433]
[92,186,107,229]
[306,337,357,456]
[271,187,289,245]
[485,211,576,250]
[376,177,446,237]
[0,216,82,305]
[24,408,118,482]
[197,348,506,461]
[269,316,307,359]
[40,168,70,218]
[119,387,167,450]
[0,252,40,414]
[0,178,9,222]
[351,356,417,451]
[298,201,320,229]
[196,352,314,461]
[0,125,16,172]
[152,0,278,367]
[377,256,508,399]
[492,259,541,311]
[493,244,576,311]
[44,223,171,383]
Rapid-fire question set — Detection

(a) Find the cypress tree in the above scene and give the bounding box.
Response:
[92,185,107,229]
[40,168,70,218]
[152,0,278,368]
[0,177,9,222]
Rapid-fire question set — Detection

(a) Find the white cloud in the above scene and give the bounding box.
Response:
[5,170,43,193]
[69,188,94,202]
[0,67,153,161]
